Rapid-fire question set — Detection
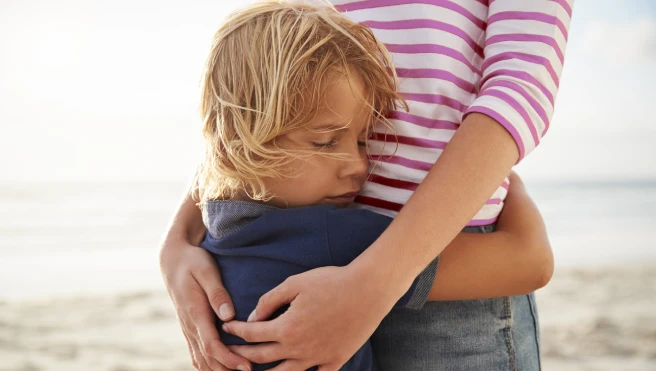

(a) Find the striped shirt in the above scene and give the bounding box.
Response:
[334,0,573,225]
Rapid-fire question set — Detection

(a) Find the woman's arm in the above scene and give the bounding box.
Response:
[427,172,553,301]
[159,186,251,371]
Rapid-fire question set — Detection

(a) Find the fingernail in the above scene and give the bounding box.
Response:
[219,303,234,320]
[222,324,229,333]
[237,365,250,371]
[247,309,257,322]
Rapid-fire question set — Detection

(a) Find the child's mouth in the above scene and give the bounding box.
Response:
[326,192,359,204]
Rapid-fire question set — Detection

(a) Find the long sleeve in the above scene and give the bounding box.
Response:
[465,0,574,161]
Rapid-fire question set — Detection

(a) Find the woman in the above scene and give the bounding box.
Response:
[159,0,572,370]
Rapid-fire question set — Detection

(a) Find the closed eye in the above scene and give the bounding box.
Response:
[312,140,337,149]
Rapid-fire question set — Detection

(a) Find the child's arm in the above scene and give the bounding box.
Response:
[427,171,552,301]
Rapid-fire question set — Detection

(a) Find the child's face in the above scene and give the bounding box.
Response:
[262,73,371,208]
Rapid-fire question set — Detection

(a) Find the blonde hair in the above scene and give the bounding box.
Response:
[194,0,405,205]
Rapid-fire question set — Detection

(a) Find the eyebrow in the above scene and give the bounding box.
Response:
[308,123,350,133]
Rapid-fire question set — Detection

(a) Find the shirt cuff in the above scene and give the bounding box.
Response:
[404,256,439,310]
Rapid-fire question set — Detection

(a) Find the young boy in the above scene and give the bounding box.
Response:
[193,2,551,370]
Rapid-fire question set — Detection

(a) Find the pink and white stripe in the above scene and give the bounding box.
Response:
[334,0,572,224]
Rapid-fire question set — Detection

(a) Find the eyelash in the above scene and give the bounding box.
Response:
[312,140,367,148]
[312,140,336,149]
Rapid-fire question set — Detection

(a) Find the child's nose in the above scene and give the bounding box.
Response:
[340,145,368,179]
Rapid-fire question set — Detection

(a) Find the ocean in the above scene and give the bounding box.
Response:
[1,180,655,301]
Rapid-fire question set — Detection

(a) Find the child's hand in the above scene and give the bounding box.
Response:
[496,171,553,282]
[425,171,553,301]
[496,171,545,237]
[159,241,251,371]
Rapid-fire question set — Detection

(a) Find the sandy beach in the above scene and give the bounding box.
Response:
[538,266,656,371]
[1,265,654,371]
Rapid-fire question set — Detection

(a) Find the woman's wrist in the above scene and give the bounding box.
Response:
[348,238,420,305]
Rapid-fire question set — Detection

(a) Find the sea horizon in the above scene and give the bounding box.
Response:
[1,178,655,301]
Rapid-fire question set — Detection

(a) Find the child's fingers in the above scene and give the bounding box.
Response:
[505,173,528,203]
[507,170,524,187]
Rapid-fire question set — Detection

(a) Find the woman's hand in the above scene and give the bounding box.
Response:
[159,240,252,371]
[222,264,402,371]
[159,188,252,370]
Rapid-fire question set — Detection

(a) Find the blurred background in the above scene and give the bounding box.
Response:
[1,0,655,370]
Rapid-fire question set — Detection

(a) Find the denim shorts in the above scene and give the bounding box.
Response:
[371,225,542,371]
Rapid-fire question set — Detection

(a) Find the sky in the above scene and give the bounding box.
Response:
[1,0,655,183]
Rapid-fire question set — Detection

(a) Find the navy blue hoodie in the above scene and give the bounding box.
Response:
[199,201,423,371]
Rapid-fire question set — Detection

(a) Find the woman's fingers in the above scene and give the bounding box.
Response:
[222,319,281,344]
[185,297,252,371]
[181,316,218,370]
[229,343,286,365]
[248,278,299,322]
[194,314,251,371]
[192,260,236,322]
[160,235,244,369]
[269,359,314,371]
[204,353,233,371]
[182,329,202,370]
[186,329,213,371]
